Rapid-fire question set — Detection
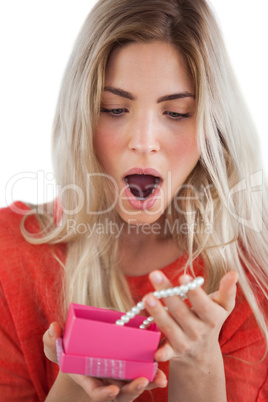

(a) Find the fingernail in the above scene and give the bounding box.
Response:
[151,271,163,284]
[145,295,157,307]
[49,323,54,337]
[108,393,117,398]
[162,380,168,388]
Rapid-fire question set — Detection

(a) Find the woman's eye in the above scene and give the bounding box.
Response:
[164,111,190,120]
[101,108,128,117]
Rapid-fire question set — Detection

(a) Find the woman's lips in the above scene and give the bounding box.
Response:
[122,167,162,210]
[124,167,162,177]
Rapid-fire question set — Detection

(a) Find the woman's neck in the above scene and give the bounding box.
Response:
[118,222,183,277]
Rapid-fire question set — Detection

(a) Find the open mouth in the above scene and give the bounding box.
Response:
[124,174,161,201]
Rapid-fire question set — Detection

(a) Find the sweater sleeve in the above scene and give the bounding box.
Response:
[220,288,268,402]
[0,281,40,401]
[0,202,62,401]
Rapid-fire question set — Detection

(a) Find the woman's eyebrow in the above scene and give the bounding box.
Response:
[104,86,134,100]
[103,86,195,102]
[157,92,195,103]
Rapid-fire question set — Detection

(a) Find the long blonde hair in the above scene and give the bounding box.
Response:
[22,0,268,342]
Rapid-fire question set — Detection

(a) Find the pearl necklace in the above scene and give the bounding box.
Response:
[116,276,204,329]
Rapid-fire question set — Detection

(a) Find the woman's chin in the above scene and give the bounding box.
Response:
[117,209,165,228]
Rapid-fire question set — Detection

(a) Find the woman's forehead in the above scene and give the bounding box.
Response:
[104,41,195,96]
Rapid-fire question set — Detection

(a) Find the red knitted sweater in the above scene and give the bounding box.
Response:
[0,202,267,401]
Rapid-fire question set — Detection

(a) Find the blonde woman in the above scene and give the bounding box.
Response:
[0,0,267,401]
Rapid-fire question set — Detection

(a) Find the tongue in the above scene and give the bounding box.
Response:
[126,174,157,199]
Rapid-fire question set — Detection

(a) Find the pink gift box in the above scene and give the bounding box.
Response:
[56,303,161,381]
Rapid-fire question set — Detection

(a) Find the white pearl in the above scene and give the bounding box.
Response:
[131,306,140,314]
[173,287,181,295]
[121,315,130,323]
[115,320,124,326]
[180,285,188,294]
[160,289,168,298]
[194,277,205,286]
[188,281,197,290]
[126,311,135,318]
[117,277,204,328]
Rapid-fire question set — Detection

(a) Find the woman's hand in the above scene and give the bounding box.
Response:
[43,322,167,402]
[143,270,238,402]
[143,270,238,363]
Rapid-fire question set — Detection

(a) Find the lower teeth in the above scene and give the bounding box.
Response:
[127,184,157,200]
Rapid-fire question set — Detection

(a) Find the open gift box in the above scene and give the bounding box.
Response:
[56,303,161,381]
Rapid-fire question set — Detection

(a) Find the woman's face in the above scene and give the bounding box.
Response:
[94,41,199,225]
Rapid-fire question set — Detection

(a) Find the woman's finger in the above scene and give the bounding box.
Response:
[154,339,175,362]
[115,377,149,401]
[106,368,167,391]
[143,292,184,353]
[182,271,238,324]
[116,371,167,402]
[73,371,166,401]
[77,375,152,402]
[148,368,168,389]
[43,322,62,363]
[72,374,120,401]
[148,271,202,332]
[211,271,238,312]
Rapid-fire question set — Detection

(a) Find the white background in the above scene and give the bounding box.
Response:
[0,0,267,208]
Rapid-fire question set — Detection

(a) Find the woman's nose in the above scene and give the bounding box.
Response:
[128,112,160,154]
